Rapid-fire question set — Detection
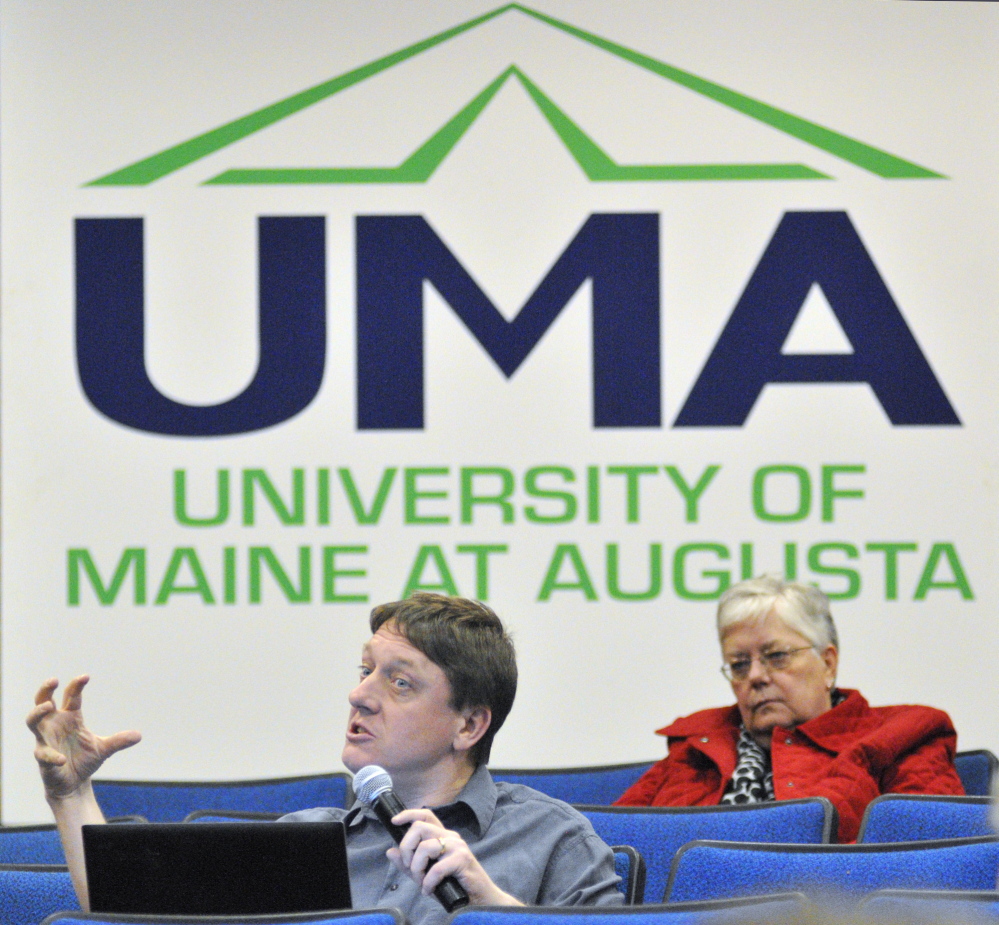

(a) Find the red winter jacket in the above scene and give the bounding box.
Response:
[615,689,963,842]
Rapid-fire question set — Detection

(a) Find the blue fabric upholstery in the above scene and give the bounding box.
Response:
[42,910,402,925]
[0,865,78,925]
[0,828,66,865]
[0,817,148,865]
[665,836,999,904]
[955,750,999,797]
[612,846,646,905]
[92,773,351,822]
[449,894,809,925]
[490,763,655,806]
[578,798,835,904]
[859,889,999,922]
[858,794,993,843]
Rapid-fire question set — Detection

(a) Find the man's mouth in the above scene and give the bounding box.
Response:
[347,719,373,739]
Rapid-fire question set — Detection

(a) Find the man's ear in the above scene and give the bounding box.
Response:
[454,706,492,753]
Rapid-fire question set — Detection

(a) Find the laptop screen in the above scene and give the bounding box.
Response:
[83,821,352,915]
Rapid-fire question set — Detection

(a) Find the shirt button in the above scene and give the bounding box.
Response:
[785,737,793,745]
[700,737,709,743]
[787,781,794,787]
[389,884,399,892]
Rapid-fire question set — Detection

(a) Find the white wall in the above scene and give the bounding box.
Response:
[2,0,996,822]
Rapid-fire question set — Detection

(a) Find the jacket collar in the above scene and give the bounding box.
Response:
[657,703,743,739]
[791,688,870,752]
[654,689,869,755]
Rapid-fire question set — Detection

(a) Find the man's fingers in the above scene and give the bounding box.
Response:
[420,849,467,895]
[34,678,58,707]
[101,730,142,756]
[26,701,55,735]
[34,745,68,767]
[409,839,441,876]
[392,807,440,827]
[385,846,405,875]
[61,675,90,712]
[396,819,438,866]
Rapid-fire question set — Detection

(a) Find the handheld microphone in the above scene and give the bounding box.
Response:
[353,765,470,912]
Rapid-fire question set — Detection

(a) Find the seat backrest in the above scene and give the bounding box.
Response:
[0,819,145,865]
[859,889,999,922]
[490,763,655,806]
[612,846,646,905]
[955,749,999,797]
[42,911,402,925]
[92,772,351,822]
[184,811,283,823]
[665,836,999,905]
[448,893,810,925]
[0,828,65,865]
[858,794,993,843]
[578,798,835,904]
[0,864,78,925]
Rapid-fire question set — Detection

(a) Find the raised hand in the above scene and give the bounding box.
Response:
[26,676,141,801]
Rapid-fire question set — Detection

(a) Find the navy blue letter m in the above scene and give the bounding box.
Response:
[355,214,661,429]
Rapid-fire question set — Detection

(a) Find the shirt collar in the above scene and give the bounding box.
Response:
[441,763,496,837]
[343,764,497,836]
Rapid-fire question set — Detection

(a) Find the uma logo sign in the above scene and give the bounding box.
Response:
[75,3,959,436]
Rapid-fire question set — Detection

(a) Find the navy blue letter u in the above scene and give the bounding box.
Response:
[75,216,326,437]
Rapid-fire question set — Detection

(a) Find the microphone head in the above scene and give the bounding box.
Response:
[353,765,393,806]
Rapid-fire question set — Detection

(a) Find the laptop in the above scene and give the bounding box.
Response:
[83,821,352,915]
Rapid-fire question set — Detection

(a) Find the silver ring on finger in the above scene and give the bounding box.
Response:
[437,836,447,856]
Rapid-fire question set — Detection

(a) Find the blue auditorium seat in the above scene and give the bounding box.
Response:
[577,798,834,903]
[612,846,646,905]
[0,864,78,925]
[448,893,810,925]
[92,772,351,822]
[665,836,999,905]
[490,763,655,806]
[955,750,999,797]
[859,889,999,922]
[43,912,402,925]
[0,828,65,866]
[857,794,993,843]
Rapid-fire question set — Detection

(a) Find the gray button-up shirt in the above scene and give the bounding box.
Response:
[281,765,623,925]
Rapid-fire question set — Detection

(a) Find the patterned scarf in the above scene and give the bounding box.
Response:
[721,728,774,804]
[720,689,845,805]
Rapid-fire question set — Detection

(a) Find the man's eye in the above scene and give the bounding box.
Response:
[730,660,751,674]
[358,666,372,679]
[392,677,411,690]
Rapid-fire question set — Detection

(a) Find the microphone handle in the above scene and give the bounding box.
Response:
[372,791,470,912]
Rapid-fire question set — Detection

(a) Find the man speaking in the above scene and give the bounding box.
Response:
[28,593,623,924]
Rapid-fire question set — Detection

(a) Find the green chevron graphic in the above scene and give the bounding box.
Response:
[87,3,943,186]
[206,66,828,184]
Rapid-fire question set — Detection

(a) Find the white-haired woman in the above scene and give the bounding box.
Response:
[616,575,963,841]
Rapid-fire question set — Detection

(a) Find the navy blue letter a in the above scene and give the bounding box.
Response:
[675,211,959,427]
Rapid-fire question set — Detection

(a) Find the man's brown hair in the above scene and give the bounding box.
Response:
[369,593,517,765]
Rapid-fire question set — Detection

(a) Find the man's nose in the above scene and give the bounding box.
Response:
[348,674,379,710]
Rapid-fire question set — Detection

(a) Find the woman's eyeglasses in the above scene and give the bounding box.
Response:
[720,646,815,682]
